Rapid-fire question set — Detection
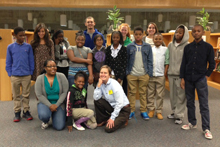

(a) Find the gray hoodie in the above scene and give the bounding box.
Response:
[168,24,189,76]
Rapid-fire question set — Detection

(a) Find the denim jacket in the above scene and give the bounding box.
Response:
[126,41,153,77]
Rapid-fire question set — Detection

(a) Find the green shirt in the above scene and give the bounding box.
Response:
[124,37,132,47]
[44,75,60,104]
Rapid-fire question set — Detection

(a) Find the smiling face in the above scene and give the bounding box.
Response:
[175,28,184,43]
[120,26,128,38]
[99,67,110,84]
[56,33,64,43]
[85,18,95,30]
[147,24,156,36]
[153,34,163,47]
[112,33,120,46]
[38,28,46,39]
[95,36,103,48]
[74,76,85,90]
[15,31,26,44]
[45,60,57,76]
[76,36,85,48]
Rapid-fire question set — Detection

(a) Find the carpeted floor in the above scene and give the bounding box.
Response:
[0,85,219,147]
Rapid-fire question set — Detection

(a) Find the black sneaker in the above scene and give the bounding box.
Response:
[14,111,21,122]
[23,111,33,120]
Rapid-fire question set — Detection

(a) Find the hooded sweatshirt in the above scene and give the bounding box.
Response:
[167,24,189,76]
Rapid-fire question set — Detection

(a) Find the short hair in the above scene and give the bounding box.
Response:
[111,31,124,45]
[118,23,131,38]
[93,34,103,44]
[14,27,25,35]
[43,59,56,67]
[134,26,143,33]
[193,24,204,31]
[146,22,159,36]
[74,71,88,82]
[75,30,85,40]
[100,65,112,75]
[154,32,163,38]
[85,16,95,23]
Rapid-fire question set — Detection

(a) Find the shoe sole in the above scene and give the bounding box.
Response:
[13,119,20,122]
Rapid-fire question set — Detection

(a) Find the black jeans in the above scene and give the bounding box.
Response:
[185,77,210,131]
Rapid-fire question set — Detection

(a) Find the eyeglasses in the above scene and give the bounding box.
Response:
[46,66,57,68]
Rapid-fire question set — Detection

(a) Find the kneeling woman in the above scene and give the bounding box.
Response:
[35,59,68,130]
[93,65,130,133]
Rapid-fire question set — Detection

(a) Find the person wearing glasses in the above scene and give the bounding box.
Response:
[35,59,68,130]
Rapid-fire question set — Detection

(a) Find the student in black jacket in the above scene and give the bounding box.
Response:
[105,31,127,85]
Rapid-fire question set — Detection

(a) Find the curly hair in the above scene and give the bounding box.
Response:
[118,23,131,38]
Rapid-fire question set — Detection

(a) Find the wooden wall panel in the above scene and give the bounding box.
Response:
[1,0,220,9]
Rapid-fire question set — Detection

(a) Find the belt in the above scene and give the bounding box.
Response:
[123,104,130,108]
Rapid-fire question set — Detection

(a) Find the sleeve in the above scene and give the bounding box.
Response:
[35,76,52,107]
[29,45,35,75]
[66,91,74,126]
[54,44,61,60]
[147,46,153,77]
[180,46,187,79]
[50,40,55,60]
[118,46,127,80]
[93,87,103,101]
[110,88,124,121]
[55,73,69,107]
[206,45,215,77]
[5,45,12,77]
[165,48,169,65]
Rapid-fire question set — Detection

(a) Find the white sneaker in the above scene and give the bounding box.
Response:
[175,119,183,125]
[73,123,85,131]
[204,129,213,140]
[41,122,49,130]
[167,113,175,119]
[181,123,197,130]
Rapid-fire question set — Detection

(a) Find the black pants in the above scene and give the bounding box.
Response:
[94,99,130,133]
[185,77,210,131]
[122,76,128,96]
[57,66,69,79]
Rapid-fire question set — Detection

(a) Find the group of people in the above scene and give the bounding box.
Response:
[5,16,215,139]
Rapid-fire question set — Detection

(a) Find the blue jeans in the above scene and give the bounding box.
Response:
[37,103,66,131]
[185,77,210,131]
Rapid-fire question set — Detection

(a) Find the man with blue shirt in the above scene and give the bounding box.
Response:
[84,16,105,49]
[6,27,35,122]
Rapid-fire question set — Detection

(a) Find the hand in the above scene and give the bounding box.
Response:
[88,75,94,85]
[180,78,185,90]
[106,119,114,129]
[55,38,60,45]
[87,59,93,65]
[206,76,208,80]
[117,78,122,84]
[67,126,73,132]
[49,104,58,112]
[97,78,103,88]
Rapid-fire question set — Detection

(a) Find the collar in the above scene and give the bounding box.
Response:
[110,44,122,50]
[94,46,105,51]
[192,39,204,45]
[105,78,112,85]
[15,42,24,45]
[72,84,87,96]
[85,29,97,34]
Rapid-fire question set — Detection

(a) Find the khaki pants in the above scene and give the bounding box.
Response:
[147,76,165,114]
[127,74,149,113]
[11,75,31,113]
[168,75,186,119]
[72,108,97,129]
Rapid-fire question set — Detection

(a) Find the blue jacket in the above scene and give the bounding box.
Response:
[6,42,35,77]
[126,41,153,77]
[84,29,105,49]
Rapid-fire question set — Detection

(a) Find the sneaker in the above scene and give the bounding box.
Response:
[167,113,175,119]
[13,111,21,122]
[148,110,155,118]
[181,123,197,130]
[175,118,183,125]
[41,122,49,129]
[156,113,163,120]
[204,129,213,140]
[73,123,85,131]
[129,112,135,119]
[23,111,33,120]
[141,112,149,120]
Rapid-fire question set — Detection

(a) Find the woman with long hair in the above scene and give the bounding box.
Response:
[31,23,54,81]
